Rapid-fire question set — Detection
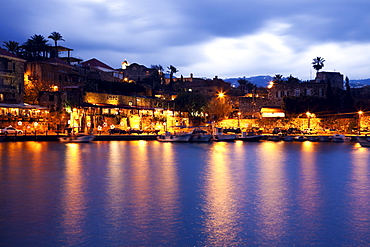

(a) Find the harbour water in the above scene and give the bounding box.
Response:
[1,140,370,246]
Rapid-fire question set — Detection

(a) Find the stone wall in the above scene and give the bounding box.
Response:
[218,116,368,133]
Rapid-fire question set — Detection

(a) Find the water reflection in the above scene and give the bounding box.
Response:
[298,142,321,242]
[105,141,126,234]
[348,147,370,243]
[61,143,87,245]
[256,142,288,243]
[2,141,370,246]
[115,141,179,245]
[202,142,241,246]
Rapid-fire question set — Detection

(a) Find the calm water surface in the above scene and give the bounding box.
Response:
[1,140,370,246]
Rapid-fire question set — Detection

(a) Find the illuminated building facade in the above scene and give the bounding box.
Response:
[0,48,25,103]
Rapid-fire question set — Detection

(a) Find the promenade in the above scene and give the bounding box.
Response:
[0,133,157,142]
[0,133,362,142]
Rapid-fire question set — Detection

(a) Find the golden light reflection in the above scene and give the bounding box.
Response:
[106,141,125,223]
[24,142,44,172]
[203,142,239,246]
[298,141,321,232]
[61,144,86,242]
[127,141,179,241]
[257,141,288,241]
[348,148,370,237]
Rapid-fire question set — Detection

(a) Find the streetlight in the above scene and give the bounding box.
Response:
[217,91,225,99]
[306,111,311,129]
[358,111,363,134]
[237,112,241,128]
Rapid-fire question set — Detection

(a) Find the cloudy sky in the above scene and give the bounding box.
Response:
[1,0,370,80]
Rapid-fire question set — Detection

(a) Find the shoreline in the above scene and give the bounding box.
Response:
[0,133,363,142]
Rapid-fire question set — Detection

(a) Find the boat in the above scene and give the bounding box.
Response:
[237,132,264,142]
[212,127,236,141]
[307,136,320,142]
[357,136,370,147]
[318,136,332,142]
[156,131,192,142]
[282,135,294,142]
[293,136,308,142]
[267,135,281,141]
[189,128,212,142]
[331,134,351,142]
[59,133,95,143]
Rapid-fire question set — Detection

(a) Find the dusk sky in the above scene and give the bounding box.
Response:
[1,0,370,80]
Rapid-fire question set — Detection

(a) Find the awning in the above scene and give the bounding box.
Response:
[83,102,156,110]
[0,103,48,109]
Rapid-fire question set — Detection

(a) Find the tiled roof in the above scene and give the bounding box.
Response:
[0,48,24,60]
[45,57,70,65]
[81,58,115,70]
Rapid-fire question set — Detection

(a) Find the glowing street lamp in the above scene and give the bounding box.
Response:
[306,111,312,129]
[217,91,225,99]
[237,112,241,128]
[358,111,363,134]
[267,81,274,89]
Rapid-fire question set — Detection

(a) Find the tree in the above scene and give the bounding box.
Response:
[273,74,284,83]
[343,76,354,111]
[312,57,325,73]
[286,74,300,83]
[48,31,65,58]
[151,64,165,86]
[22,34,50,60]
[205,96,233,122]
[174,92,208,117]
[2,41,20,55]
[167,65,178,88]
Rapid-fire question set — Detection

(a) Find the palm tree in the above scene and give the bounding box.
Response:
[273,74,283,83]
[237,78,248,94]
[48,31,65,58]
[312,57,325,73]
[2,41,20,55]
[167,65,178,88]
[151,64,165,86]
[22,34,50,60]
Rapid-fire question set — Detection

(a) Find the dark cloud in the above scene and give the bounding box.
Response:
[1,0,370,79]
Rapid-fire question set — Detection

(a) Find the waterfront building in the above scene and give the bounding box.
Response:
[267,71,344,108]
[81,58,123,82]
[24,57,85,104]
[170,74,232,98]
[0,48,26,104]
[74,92,189,133]
[117,61,158,83]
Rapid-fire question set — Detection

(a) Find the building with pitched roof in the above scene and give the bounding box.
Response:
[81,58,122,82]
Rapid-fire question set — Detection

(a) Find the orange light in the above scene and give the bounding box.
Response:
[217,92,225,98]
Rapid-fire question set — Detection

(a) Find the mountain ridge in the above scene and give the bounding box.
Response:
[224,76,370,88]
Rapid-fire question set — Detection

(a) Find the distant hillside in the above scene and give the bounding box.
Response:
[224,76,273,87]
[224,76,370,89]
[349,78,370,88]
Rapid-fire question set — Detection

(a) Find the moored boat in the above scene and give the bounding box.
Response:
[318,136,332,142]
[332,134,351,142]
[212,127,236,141]
[267,135,281,141]
[189,128,212,142]
[357,136,370,147]
[156,131,192,142]
[282,135,294,142]
[237,132,263,142]
[59,133,95,143]
[293,135,308,142]
[307,136,320,142]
